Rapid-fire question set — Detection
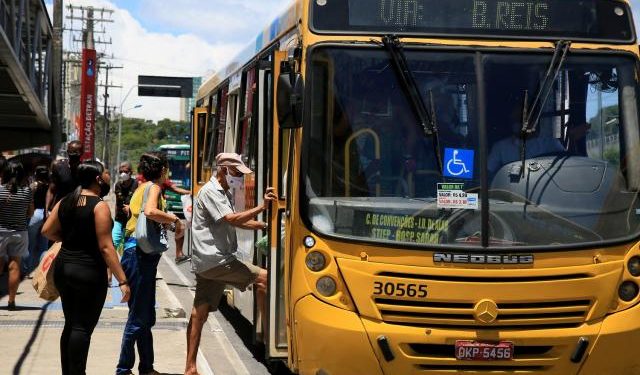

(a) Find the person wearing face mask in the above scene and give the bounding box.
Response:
[46,140,84,213]
[42,160,130,375]
[184,153,277,375]
[116,152,185,375]
[113,161,138,252]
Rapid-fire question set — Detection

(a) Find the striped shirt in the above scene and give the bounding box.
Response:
[0,185,32,231]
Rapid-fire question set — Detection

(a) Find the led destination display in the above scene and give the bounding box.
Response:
[312,0,634,42]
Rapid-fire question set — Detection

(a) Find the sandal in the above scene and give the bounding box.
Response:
[175,255,190,265]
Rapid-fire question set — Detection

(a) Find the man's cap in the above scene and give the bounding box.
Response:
[215,153,252,174]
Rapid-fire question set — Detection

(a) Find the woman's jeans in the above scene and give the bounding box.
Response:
[116,243,161,375]
[23,208,47,274]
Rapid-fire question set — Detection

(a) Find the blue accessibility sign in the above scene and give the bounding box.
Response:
[443,148,474,179]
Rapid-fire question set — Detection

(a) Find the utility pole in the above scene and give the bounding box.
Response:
[99,64,123,167]
[51,0,64,156]
[63,5,115,155]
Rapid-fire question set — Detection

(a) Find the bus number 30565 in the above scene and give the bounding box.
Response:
[373,282,428,298]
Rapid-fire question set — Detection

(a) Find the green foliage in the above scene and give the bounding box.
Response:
[603,148,620,166]
[588,105,619,138]
[95,116,190,171]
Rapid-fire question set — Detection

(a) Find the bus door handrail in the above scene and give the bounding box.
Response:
[344,128,381,197]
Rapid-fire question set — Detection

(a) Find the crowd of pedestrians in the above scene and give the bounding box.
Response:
[0,145,273,375]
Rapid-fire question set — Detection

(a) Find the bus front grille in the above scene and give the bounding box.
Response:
[375,298,591,328]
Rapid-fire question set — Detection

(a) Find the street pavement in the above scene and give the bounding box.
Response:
[0,231,274,375]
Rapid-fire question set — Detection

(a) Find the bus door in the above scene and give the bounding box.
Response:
[192,106,210,196]
[188,106,209,257]
[265,50,289,360]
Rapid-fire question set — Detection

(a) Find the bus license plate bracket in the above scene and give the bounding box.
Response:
[455,340,514,361]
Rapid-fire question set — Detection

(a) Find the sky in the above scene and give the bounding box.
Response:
[45,0,291,123]
[44,0,640,123]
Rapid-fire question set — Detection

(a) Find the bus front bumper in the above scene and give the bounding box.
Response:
[293,295,384,375]
[294,294,640,375]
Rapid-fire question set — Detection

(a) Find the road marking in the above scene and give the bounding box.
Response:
[161,254,251,375]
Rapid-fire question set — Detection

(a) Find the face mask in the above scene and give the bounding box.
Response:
[99,178,111,197]
[225,172,244,189]
[119,172,131,181]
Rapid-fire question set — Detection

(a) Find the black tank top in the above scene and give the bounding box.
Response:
[58,195,107,269]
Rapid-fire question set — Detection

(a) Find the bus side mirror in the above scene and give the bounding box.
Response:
[277,63,304,129]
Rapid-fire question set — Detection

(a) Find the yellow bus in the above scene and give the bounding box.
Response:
[191,0,640,373]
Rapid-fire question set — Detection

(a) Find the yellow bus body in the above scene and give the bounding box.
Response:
[192,1,640,373]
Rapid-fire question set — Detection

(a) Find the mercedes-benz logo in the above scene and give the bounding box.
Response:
[474,299,499,324]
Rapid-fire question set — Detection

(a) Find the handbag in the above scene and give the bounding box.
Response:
[32,242,61,301]
[134,183,168,254]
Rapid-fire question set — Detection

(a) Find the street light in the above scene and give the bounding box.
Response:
[116,85,141,172]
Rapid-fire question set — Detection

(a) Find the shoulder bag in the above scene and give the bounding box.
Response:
[134,183,168,254]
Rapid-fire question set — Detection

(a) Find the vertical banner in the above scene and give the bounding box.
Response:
[79,48,97,160]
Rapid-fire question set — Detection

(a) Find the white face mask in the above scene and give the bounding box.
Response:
[119,172,131,181]
[225,172,244,189]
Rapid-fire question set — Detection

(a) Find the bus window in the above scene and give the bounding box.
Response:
[238,68,258,210]
[238,69,257,164]
[485,53,640,246]
[196,112,207,184]
[305,47,640,249]
[209,86,228,163]
[305,47,480,245]
[203,94,218,168]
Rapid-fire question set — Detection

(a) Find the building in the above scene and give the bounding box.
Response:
[179,77,202,122]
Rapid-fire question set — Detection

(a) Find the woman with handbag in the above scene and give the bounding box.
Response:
[42,161,131,375]
[0,160,34,310]
[116,152,185,375]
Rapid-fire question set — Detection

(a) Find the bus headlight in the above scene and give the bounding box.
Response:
[619,281,639,302]
[628,256,640,277]
[306,251,327,272]
[316,277,337,297]
[303,235,316,248]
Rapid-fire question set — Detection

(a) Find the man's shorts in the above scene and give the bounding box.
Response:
[194,259,262,312]
[0,230,29,259]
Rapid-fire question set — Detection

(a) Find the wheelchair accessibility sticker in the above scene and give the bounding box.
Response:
[443,148,474,179]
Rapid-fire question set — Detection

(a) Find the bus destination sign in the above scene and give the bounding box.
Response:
[312,0,634,43]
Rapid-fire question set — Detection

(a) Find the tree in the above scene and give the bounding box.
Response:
[117,117,191,170]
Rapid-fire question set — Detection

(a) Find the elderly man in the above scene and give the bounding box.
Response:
[184,152,277,375]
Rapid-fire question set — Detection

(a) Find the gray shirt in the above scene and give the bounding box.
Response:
[191,176,237,273]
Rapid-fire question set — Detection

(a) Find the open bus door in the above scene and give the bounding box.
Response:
[263,50,290,362]
[187,106,209,257]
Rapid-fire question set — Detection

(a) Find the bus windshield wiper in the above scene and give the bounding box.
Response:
[381,35,443,173]
[518,40,571,177]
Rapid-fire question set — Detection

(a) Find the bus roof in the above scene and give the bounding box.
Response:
[197,0,302,102]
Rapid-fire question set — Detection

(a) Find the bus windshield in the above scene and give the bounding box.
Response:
[303,47,640,249]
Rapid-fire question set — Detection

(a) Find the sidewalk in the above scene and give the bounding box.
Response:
[0,255,198,375]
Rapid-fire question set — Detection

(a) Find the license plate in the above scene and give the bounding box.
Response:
[455,341,514,361]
